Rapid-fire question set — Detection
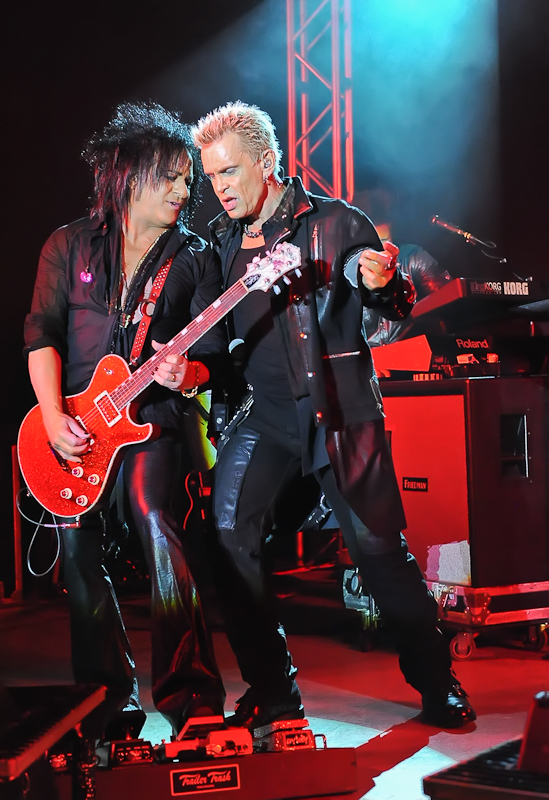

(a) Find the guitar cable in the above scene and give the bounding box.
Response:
[16,487,78,577]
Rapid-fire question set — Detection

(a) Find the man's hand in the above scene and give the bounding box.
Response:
[152,340,189,389]
[28,347,91,463]
[43,409,91,463]
[359,241,400,291]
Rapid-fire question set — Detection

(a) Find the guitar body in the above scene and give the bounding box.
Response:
[18,354,154,518]
[18,242,302,519]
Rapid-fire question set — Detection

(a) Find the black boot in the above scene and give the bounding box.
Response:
[227,680,304,731]
[103,707,147,741]
[356,539,477,727]
[422,678,476,728]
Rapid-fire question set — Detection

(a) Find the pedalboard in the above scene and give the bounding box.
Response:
[50,716,359,799]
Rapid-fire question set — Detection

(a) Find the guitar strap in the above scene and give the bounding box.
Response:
[129,256,175,366]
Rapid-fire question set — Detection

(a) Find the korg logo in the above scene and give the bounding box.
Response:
[471,280,530,297]
[402,477,428,492]
[503,281,529,296]
[171,764,240,794]
[471,281,502,295]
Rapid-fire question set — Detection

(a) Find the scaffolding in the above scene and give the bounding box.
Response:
[286,0,354,201]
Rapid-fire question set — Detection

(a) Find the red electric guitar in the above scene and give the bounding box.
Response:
[18,242,301,518]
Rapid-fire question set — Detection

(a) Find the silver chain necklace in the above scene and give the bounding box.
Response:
[244,224,263,239]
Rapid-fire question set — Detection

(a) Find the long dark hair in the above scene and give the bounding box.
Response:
[83,101,202,227]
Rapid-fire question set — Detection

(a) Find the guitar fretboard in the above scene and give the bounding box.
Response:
[111,278,249,409]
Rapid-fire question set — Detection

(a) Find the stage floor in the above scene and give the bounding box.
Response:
[1,570,547,800]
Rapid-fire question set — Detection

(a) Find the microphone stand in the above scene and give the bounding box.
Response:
[430,215,528,281]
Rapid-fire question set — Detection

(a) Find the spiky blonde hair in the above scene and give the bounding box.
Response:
[192,101,282,178]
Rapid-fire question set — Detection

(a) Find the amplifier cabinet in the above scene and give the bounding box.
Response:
[381,377,549,588]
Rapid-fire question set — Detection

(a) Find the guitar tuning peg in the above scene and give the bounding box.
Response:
[283,276,291,285]
[273,285,282,295]
[295,268,302,278]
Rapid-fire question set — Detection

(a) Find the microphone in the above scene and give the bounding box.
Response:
[430,215,485,246]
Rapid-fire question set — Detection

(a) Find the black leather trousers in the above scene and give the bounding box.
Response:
[59,435,224,732]
[213,418,452,699]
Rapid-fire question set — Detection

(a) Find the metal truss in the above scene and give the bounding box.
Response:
[286,0,354,201]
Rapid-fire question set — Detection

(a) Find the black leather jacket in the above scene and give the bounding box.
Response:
[209,177,414,428]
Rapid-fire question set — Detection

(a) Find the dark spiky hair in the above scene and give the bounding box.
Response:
[83,101,202,227]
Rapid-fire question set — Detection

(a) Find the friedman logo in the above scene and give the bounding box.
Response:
[403,477,428,492]
[470,280,529,296]
[171,765,240,794]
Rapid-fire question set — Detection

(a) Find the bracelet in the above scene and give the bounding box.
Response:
[181,361,201,398]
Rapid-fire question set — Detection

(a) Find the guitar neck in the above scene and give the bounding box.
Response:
[111,278,249,409]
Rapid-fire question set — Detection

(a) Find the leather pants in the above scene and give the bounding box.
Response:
[59,435,224,733]
[213,418,452,699]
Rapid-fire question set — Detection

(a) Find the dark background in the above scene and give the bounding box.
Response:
[1,0,548,594]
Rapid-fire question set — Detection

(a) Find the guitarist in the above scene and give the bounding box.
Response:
[192,102,476,733]
[23,102,226,739]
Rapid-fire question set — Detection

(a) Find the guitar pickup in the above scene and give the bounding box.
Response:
[94,391,122,426]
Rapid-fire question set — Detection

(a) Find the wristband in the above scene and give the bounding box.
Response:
[181,361,201,398]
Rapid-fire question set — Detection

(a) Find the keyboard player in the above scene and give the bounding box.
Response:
[362,221,452,348]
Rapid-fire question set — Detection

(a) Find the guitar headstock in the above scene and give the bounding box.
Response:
[242,242,302,293]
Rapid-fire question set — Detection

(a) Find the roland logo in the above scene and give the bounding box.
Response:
[456,338,489,349]
[402,477,428,492]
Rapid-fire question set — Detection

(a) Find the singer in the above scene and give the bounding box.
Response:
[192,101,476,732]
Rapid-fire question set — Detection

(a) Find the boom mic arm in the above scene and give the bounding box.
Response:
[431,215,486,246]
[430,215,511,268]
